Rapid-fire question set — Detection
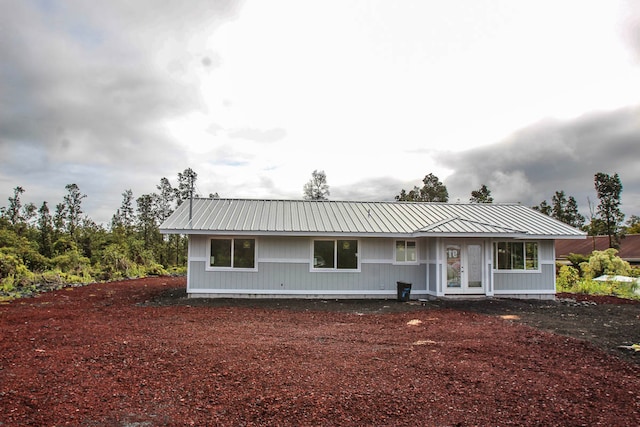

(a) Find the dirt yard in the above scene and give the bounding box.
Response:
[1,277,639,426]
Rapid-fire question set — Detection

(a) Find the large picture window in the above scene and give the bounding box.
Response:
[209,238,256,270]
[395,240,417,263]
[313,239,358,270]
[494,241,538,271]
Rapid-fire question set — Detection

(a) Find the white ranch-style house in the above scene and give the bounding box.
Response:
[160,199,586,300]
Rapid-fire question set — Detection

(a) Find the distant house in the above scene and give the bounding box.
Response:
[160,199,586,300]
[556,234,640,266]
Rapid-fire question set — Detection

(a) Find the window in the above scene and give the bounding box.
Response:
[395,240,417,263]
[209,238,256,269]
[312,239,358,270]
[494,241,538,271]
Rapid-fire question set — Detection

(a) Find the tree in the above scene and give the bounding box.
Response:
[563,195,585,229]
[22,202,37,228]
[153,177,178,266]
[303,170,330,200]
[551,191,585,229]
[533,191,584,229]
[136,194,157,250]
[395,173,448,202]
[118,189,135,233]
[532,200,551,216]
[175,169,198,266]
[623,215,640,235]
[6,186,25,229]
[63,184,86,240]
[469,184,493,203]
[155,177,176,224]
[593,172,624,248]
[37,202,54,258]
[176,168,198,206]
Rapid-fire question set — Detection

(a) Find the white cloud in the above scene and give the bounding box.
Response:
[1,0,639,224]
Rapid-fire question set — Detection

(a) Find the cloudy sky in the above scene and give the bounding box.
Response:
[1,0,639,225]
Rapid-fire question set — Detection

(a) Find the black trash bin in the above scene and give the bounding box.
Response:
[396,281,412,302]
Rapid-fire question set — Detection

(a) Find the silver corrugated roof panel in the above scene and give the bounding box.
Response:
[160,199,587,238]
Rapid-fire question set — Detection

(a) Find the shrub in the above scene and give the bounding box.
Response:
[566,253,589,269]
[0,252,21,279]
[588,248,631,277]
[556,265,580,291]
[50,249,91,274]
[100,243,132,280]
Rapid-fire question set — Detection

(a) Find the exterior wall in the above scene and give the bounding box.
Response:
[187,235,428,298]
[187,235,559,299]
[426,239,439,294]
[492,240,556,296]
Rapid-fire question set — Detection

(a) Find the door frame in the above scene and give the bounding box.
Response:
[443,239,486,295]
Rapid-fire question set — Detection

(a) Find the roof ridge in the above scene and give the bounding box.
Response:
[205,198,522,206]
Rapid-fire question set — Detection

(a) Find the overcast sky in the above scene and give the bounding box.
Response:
[1,0,639,225]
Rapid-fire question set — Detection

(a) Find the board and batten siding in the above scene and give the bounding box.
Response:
[187,235,428,297]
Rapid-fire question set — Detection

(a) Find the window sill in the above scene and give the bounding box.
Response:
[205,267,258,272]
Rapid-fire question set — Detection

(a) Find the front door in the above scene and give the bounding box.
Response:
[445,241,484,294]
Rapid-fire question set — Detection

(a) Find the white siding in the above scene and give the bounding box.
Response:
[187,235,559,298]
[493,264,556,292]
[187,235,427,297]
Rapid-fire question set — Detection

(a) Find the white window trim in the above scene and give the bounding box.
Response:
[492,240,540,272]
[310,238,361,272]
[393,239,419,265]
[206,236,258,272]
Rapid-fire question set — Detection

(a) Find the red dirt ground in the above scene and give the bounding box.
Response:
[1,277,639,426]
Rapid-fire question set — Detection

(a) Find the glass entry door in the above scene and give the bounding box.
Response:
[445,241,484,294]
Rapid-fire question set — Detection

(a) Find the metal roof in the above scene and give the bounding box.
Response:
[159,198,587,239]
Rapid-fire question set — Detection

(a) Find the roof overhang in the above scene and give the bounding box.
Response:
[160,228,586,240]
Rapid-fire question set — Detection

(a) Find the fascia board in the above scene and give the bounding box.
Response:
[160,229,415,238]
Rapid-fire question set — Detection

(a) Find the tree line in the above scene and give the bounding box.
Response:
[303,169,637,249]
[1,167,637,297]
[0,168,205,295]
[394,171,635,248]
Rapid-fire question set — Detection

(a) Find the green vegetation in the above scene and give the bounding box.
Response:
[557,248,639,300]
[0,169,200,300]
[396,173,449,202]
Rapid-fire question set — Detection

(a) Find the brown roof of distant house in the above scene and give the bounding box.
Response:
[556,234,640,262]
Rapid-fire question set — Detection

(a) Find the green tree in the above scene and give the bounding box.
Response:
[136,194,158,250]
[63,184,86,241]
[22,202,37,229]
[155,177,176,224]
[177,168,198,206]
[593,172,624,248]
[53,203,66,239]
[119,189,135,233]
[623,215,640,234]
[175,169,198,266]
[532,200,552,216]
[37,201,54,258]
[75,217,105,263]
[396,173,448,202]
[154,177,177,266]
[551,191,585,229]
[303,170,330,200]
[4,186,26,234]
[469,184,493,203]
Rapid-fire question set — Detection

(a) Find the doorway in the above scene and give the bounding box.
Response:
[444,240,484,295]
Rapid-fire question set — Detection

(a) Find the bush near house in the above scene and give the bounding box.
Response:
[557,249,639,299]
